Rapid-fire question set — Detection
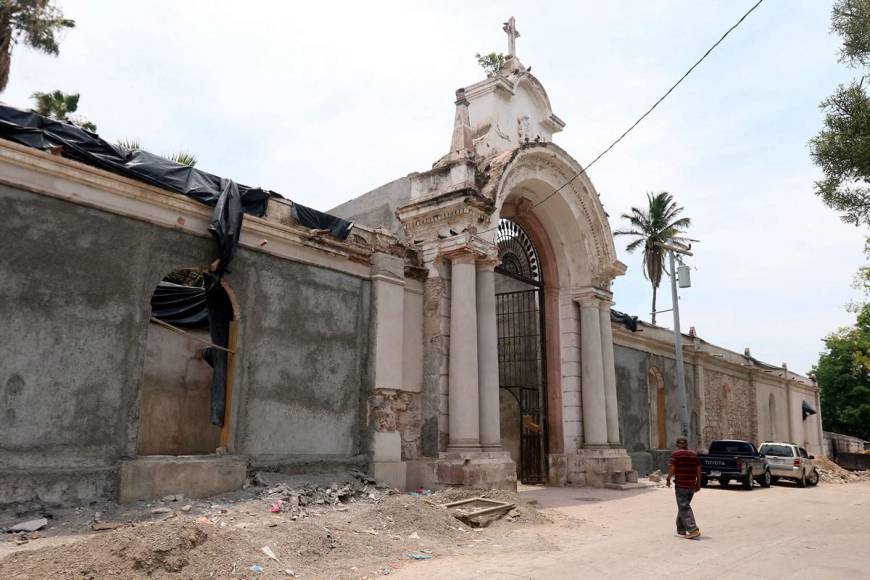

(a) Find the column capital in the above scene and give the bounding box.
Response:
[445,250,477,265]
[475,256,501,271]
[573,287,611,308]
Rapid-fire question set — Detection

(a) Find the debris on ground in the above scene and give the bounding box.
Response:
[0,477,555,579]
[8,518,48,533]
[648,470,662,483]
[815,457,870,484]
[440,497,515,527]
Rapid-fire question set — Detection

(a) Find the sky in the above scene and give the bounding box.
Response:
[5,0,867,373]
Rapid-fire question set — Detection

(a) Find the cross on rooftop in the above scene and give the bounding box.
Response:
[503,17,520,58]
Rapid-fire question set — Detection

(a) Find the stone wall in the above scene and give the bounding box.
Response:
[0,184,373,507]
[702,369,757,447]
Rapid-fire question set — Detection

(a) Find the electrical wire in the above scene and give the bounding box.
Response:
[475,0,765,236]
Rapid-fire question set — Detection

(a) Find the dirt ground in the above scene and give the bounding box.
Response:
[3,474,869,579]
[0,475,563,579]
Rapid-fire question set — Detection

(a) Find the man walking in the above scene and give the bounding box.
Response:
[666,436,701,539]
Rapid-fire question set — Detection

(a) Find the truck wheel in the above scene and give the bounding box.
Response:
[808,469,819,486]
[759,469,772,488]
[797,470,807,488]
[742,469,754,490]
[700,476,708,488]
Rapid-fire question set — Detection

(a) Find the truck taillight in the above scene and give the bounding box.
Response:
[736,459,743,471]
[793,458,800,467]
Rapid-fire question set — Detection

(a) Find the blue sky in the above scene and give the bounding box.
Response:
[4,0,866,372]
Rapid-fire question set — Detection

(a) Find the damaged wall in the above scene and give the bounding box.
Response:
[0,183,374,507]
[613,343,699,476]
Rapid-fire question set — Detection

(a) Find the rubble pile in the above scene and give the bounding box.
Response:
[815,457,870,484]
[257,470,392,520]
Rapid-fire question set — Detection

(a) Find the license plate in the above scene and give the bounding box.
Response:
[710,471,721,477]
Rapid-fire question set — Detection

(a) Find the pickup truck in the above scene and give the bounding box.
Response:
[699,440,772,490]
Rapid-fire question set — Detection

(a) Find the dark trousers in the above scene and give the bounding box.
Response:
[675,487,698,533]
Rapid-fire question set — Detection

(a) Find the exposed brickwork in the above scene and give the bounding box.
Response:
[702,370,758,446]
[368,389,423,460]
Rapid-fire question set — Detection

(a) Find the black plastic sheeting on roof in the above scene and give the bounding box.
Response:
[0,105,353,271]
[292,203,353,239]
[611,309,639,332]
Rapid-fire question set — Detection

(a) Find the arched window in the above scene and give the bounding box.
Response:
[648,368,667,449]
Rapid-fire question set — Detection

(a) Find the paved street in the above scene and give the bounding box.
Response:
[394,482,870,579]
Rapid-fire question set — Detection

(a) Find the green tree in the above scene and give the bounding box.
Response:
[31,89,96,131]
[614,192,695,325]
[116,138,198,168]
[475,52,505,77]
[810,0,870,225]
[813,303,870,440]
[0,0,75,92]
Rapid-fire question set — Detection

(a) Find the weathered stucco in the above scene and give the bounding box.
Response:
[0,183,374,506]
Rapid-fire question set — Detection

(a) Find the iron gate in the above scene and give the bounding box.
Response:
[496,288,547,483]
[495,219,549,484]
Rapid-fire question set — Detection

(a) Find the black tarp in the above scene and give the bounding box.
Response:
[150,281,209,328]
[149,277,232,427]
[292,203,353,239]
[0,105,272,271]
[802,400,817,421]
[611,309,639,332]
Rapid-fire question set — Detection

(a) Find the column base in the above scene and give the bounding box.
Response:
[563,447,636,488]
[434,450,517,490]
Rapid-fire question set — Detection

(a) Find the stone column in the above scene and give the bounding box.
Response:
[476,258,501,449]
[576,295,608,446]
[598,300,620,446]
[448,251,480,449]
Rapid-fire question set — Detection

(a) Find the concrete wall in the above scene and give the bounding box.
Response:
[613,344,698,476]
[0,184,373,506]
[328,176,410,238]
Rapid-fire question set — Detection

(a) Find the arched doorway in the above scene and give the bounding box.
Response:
[138,269,238,455]
[495,219,548,483]
[648,368,667,449]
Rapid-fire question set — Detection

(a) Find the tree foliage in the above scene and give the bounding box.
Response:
[475,52,505,77]
[0,0,75,92]
[813,303,870,440]
[31,89,96,131]
[116,138,198,168]
[810,0,870,225]
[614,192,695,325]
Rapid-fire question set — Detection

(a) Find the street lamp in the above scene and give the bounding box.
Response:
[656,241,693,438]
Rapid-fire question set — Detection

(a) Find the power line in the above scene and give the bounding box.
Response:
[480,0,765,234]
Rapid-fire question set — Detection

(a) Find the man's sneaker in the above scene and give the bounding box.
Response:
[677,530,687,536]
[685,529,701,539]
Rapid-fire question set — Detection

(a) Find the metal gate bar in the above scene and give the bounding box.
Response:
[496,288,547,484]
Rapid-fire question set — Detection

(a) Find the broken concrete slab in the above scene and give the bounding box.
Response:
[9,517,48,533]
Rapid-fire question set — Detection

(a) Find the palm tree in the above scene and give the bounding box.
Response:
[1,1,75,92]
[116,139,198,168]
[614,191,695,325]
[31,89,96,131]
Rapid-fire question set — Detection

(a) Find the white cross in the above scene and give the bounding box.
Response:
[503,17,520,58]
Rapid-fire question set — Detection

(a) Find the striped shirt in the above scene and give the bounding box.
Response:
[669,448,700,489]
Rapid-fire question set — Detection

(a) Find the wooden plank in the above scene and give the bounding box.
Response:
[219,320,238,450]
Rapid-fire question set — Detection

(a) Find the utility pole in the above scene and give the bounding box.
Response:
[658,242,693,438]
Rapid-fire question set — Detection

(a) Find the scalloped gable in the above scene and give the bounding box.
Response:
[464,57,566,160]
